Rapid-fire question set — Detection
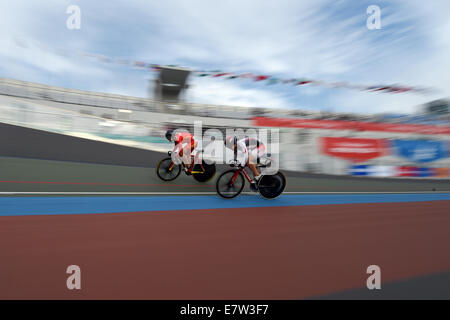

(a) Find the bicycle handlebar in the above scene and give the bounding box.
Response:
[228,160,241,167]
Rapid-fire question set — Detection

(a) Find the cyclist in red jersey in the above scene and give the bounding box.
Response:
[166,129,198,172]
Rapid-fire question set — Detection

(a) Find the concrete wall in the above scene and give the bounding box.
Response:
[0,122,164,167]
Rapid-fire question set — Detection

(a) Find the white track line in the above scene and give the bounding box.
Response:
[283,191,450,194]
[1,191,450,195]
[0,192,217,195]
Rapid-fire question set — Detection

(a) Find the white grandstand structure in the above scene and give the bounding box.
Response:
[1,76,449,177]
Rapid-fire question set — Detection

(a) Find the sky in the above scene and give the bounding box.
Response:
[0,0,449,115]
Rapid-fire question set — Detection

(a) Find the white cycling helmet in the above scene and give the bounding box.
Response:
[224,135,237,149]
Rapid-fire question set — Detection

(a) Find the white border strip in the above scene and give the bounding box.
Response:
[1,191,450,195]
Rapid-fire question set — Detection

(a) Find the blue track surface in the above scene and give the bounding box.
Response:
[1,193,450,216]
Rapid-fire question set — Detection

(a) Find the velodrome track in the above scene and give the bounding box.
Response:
[1,123,450,299]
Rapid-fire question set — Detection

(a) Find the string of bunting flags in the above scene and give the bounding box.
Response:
[12,36,434,95]
[188,69,432,95]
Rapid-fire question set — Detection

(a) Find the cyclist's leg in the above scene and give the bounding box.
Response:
[183,143,200,173]
[256,145,266,166]
[191,141,200,164]
[187,145,198,172]
[248,149,260,178]
[171,144,183,164]
[179,143,190,164]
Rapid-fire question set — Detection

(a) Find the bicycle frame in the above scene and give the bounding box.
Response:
[168,153,206,174]
[228,157,272,185]
[231,166,252,184]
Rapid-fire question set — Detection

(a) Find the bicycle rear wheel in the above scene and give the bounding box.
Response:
[156,158,182,181]
[216,169,245,199]
[257,171,286,199]
[192,162,216,182]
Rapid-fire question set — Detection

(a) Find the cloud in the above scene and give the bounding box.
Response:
[0,0,449,114]
[186,77,292,109]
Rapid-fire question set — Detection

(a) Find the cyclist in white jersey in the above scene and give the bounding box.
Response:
[225,136,266,189]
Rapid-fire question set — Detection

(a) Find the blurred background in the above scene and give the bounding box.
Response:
[3,0,450,302]
[0,0,449,179]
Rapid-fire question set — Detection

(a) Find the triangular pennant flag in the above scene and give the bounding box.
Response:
[239,73,254,78]
[389,87,411,93]
[309,80,324,86]
[372,86,390,92]
[213,73,229,77]
[297,80,311,86]
[134,61,146,67]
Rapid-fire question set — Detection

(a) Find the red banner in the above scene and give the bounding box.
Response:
[252,117,450,135]
[396,166,416,177]
[321,137,387,162]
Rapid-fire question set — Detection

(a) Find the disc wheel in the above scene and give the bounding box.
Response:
[216,169,245,199]
[192,162,216,183]
[257,171,286,199]
[156,158,182,181]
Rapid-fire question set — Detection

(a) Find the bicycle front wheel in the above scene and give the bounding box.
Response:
[156,158,182,181]
[216,169,245,199]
